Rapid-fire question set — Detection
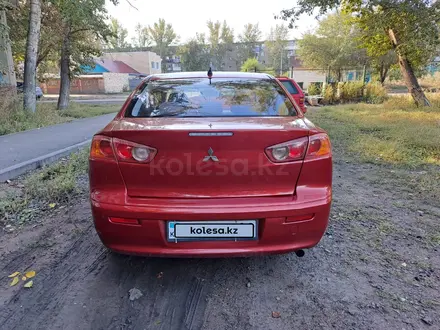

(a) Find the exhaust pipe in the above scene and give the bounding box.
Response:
[295,250,305,257]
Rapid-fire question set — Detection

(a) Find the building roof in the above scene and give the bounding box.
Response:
[95,59,140,74]
[150,71,274,79]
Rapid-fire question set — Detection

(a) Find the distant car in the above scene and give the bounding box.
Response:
[16,82,44,100]
[36,86,43,100]
[89,71,332,258]
[277,77,307,113]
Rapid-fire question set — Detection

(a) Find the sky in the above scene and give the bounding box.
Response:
[105,0,319,43]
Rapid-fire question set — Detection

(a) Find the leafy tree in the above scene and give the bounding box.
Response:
[241,58,263,72]
[132,23,151,48]
[237,23,262,65]
[8,1,63,75]
[264,24,289,76]
[148,18,178,72]
[178,33,210,71]
[279,0,440,106]
[206,20,234,70]
[296,13,368,82]
[106,17,130,49]
[53,0,113,109]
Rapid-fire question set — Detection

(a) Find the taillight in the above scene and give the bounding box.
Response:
[265,137,309,163]
[90,136,157,163]
[112,138,157,163]
[265,134,331,163]
[306,133,331,160]
[299,97,305,104]
[90,135,114,160]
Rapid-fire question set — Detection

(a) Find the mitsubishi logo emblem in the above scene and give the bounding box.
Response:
[203,147,219,162]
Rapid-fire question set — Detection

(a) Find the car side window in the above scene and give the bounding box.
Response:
[281,80,299,94]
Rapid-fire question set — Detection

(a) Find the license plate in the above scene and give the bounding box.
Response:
[167,220,257,242]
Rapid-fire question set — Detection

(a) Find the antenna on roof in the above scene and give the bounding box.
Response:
[207,66,213,84]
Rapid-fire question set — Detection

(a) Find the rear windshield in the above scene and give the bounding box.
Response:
[280,80,299,94]
[125,78,297,118]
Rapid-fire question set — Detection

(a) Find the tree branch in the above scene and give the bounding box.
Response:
[125,0,138,10]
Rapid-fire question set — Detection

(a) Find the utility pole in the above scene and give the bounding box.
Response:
[0,1,17,89]
[280,50,283,76]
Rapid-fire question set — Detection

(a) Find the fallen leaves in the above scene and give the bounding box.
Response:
[6,270,37,289]
[272,311,281,318]
[49,203,56,209]
[10,277,20,287]
[25,271,36,279]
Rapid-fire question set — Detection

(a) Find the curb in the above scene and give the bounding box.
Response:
[0,140,91,182]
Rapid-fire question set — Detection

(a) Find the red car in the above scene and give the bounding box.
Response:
[89,72,332,258]
[277,76,307,113]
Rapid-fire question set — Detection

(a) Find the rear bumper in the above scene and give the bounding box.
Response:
[91,194,331,257]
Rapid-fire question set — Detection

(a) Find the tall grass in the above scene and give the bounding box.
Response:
[322,82,388,105]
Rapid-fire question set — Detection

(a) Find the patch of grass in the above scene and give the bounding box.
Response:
[308,95,440,205]
[0,149,89,226]
[307,94,440,167]
[0,96,119,135]
[25,150,88,202]
[0,98,70,135]
[429,234,440,247]
[59,103,120,119]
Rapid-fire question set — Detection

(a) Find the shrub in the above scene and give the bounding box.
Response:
[322,84,337,104]
[308,83,322,96]
[364,83,388,104]
[338,82,364,103]
[241,58,263,72]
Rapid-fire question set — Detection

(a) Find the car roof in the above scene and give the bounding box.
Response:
[150,71,274,80]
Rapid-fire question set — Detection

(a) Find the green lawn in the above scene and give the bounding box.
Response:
[307,94,440,204]
[0,101,120,136]
[307,94,440,167]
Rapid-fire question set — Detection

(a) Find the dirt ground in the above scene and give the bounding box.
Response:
[0,140,439,330]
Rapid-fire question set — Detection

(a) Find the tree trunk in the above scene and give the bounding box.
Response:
[57,28,71,110]
[388,29,430,107]
[23,0,41,113]
[379,63,388,85]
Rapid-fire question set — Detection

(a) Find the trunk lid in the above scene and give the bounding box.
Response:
[111,117,310,199]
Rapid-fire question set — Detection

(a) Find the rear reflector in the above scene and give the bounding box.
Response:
[285,214,315,223]
[109,217,140,225]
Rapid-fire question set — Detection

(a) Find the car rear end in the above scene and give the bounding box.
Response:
[89,73,331,257]
[277,77,307,113]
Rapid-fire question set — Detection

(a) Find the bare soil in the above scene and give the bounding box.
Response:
[1,144,439,330]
